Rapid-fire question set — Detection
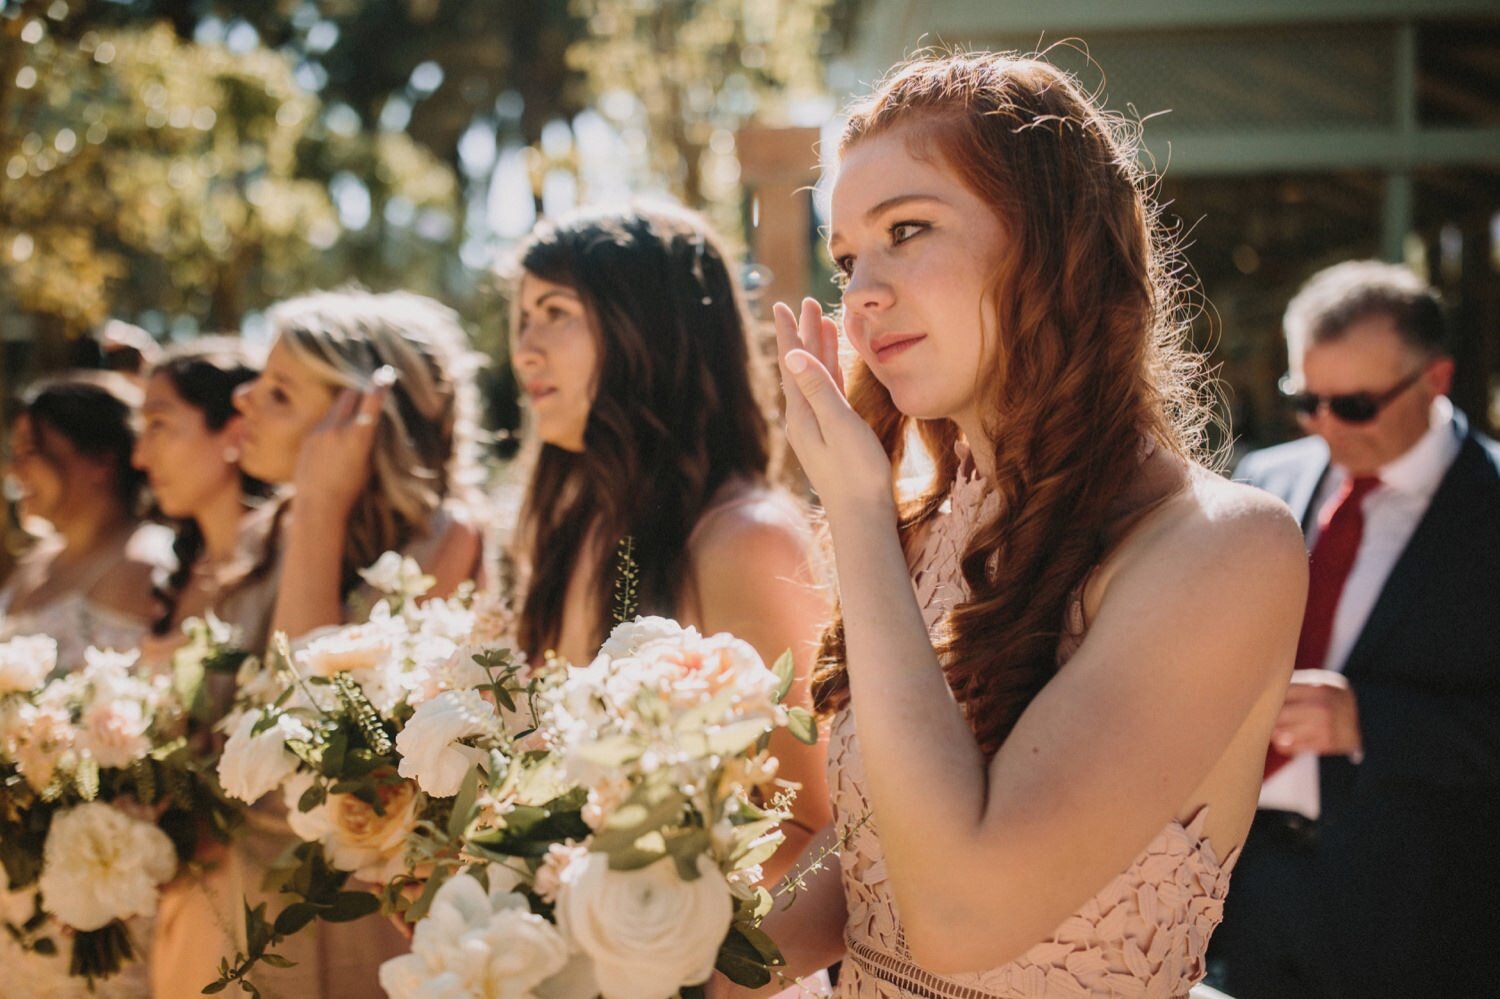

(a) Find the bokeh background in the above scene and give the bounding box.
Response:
[3,0,1498,484]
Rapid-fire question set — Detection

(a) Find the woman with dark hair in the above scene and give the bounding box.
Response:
[0,371,160,996]
[509,203,832,881]
[1,371,158,669]
[728,52,1309,997]
[132,337,275,648]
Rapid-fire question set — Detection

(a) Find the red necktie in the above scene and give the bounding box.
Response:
[1264,474,1381,779]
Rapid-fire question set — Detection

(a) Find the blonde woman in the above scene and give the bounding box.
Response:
[189,290,486,999]
[233,289,485,640]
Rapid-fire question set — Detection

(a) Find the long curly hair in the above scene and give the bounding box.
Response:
[511,204,777,657]
[811,51,1216,758]
[270,290,485,595]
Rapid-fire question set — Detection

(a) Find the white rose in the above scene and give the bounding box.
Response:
[219,710,310,803]
[38,801,177,931]
[358,551,409,594]
[396,689,498,797]
[0,635,56,694]
[598,617,692,660]
[379,870,570,999]
[555,853,732,999]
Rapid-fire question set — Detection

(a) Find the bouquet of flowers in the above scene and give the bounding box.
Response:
[207,553,529,993]
[0,631,240,983]
[379,613,816,999]
[211,550,816,999]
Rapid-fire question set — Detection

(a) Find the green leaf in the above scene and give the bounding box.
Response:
[201,980,228,994]
[273,902,318,937]
[786,706,817,745]
[447,763,481,841]
[260,954,296,969]
[771,650,795,703]
[714,925,774,988]
[320,728,348,778]
[404,866,449,923]
[323,891,381,923]
[297,782,327,813]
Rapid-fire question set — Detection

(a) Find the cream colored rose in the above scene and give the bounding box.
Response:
[640,632,777,713]
[555,853,732,999]
[298,623,394,678]
[285,772,420,882]
[6,701,77,792]
[76,696,151,769]
[395,689,498,796]
[219,710,310,803]
[0,635,56,694]
[38,801,177,931]
[379,870,571,999]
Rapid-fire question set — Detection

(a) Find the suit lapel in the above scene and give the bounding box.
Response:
[1290,457,1330,538]
[1341,433,1487,678]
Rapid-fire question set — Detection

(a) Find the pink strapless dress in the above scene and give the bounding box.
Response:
[829,466,1238,999]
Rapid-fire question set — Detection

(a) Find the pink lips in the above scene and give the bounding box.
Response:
[524,382,558,402]
[870,332,926,362]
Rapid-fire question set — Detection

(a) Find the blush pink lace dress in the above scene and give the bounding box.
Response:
[829,465,1238,999]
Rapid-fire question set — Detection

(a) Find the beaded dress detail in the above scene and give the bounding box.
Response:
[828,462,1238,999]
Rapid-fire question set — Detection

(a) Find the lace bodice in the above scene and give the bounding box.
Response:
[828,463,1237,999]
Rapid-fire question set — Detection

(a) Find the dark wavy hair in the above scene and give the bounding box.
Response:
[512,204,776,657]
[145,337,269,635]
[811,51,1215,758]
[19,371,146,515]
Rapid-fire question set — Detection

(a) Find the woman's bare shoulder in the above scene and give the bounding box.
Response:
[691,487,817,563]
[1111,467,1307,604]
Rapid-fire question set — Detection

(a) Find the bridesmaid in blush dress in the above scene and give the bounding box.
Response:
[725,52,1308,999]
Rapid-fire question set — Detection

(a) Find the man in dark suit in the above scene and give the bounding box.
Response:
[1207,260,1500,998]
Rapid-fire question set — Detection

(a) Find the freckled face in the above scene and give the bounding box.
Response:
[510,274,598,453]
[829,128,1009,426]
[231,340,337,483]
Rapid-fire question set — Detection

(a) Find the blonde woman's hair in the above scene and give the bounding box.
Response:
[269,289,484,591]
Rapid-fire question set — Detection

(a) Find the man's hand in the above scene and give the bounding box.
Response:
[1271,669,1362,757]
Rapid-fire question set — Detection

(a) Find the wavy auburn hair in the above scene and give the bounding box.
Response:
[512,205,776,657]
[811,51,1215,757]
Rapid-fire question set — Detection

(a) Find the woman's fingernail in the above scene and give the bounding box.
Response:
[785,352,808,373]
[372,365,397,388]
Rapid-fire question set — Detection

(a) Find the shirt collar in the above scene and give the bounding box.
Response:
[1363,396,1460,500]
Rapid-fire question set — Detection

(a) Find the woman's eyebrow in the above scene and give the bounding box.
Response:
[828,193,947,249]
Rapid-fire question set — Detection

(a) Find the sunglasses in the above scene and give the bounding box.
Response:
[1279,367,1426,425]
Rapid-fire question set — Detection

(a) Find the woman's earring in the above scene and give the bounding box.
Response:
[223,446,240,464]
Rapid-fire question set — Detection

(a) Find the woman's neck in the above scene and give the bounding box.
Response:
[954,413,997,484]
[53,503,134,560]
[196,484,249,565]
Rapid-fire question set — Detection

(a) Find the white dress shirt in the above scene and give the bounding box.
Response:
[1260,396,1462,819]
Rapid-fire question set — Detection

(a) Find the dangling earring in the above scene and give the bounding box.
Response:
[223,446,240,464]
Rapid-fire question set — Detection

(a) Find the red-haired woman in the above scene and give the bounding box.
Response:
[737,52,1308,997]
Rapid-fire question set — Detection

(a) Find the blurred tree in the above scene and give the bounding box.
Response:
[567,0,841,211]
[0,12,457,340]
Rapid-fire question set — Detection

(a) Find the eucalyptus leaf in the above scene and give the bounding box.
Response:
[771,650,795,703]
[786,706,817,745]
